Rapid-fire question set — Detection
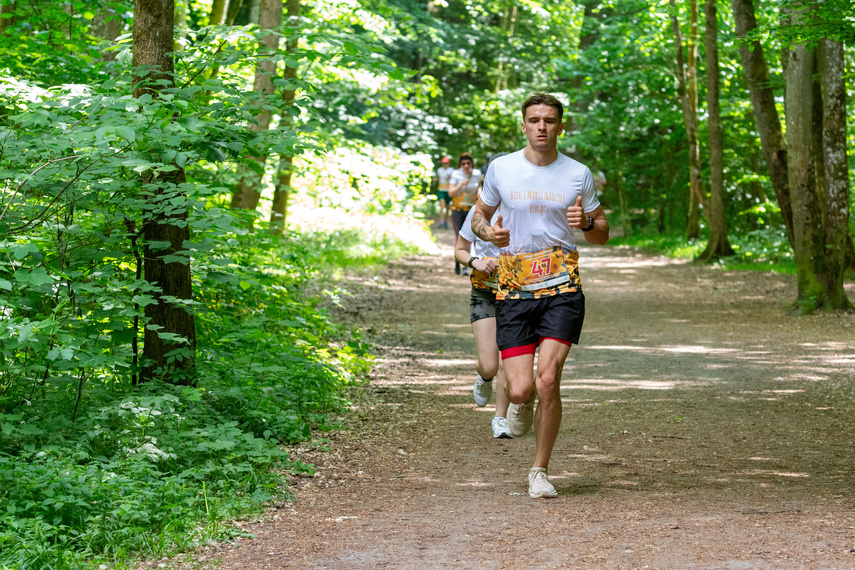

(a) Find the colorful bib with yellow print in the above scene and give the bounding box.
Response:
[497,246,581,300]
[469,256,499,291]
[451,192,477,211]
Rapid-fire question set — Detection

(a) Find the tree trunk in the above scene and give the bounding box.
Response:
[786,39,826,312]
[614,154,631,238]
[0,2,16,33]
[270,0,302,234]
[209,0,229,25]
[697,0,734,260]
[133,0,197,384]
[565,0,603,162]
[90,6,123,61]
[669,0,707,241]
[731,0,794,249]
[230,0,283,212]
[817,39,853,309]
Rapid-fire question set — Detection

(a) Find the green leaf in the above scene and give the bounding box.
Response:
[117,126,136,142]
[238,280,251,291]
[0,280,11,291]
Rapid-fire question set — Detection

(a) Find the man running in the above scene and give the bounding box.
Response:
[435,156,454,229]
[471,93,609,498]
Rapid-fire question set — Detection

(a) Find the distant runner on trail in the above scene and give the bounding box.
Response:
[471,93,609,499]
[435,156,454,230]
[448,153,481,275]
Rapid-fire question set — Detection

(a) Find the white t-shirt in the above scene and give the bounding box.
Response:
[480,150,600,299]
[436,166,454,190]
[449,168,481,211]
[459,206,500,291]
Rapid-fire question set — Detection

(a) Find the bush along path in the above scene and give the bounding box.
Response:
[163,226,855,569]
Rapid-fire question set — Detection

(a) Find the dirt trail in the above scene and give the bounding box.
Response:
[183,226,855,569]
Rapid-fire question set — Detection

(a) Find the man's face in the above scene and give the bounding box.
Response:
[521,104,563,152]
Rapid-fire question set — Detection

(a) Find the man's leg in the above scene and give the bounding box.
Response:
[502,353,535,404]
[472,317,499,407]
[532,339,571,470]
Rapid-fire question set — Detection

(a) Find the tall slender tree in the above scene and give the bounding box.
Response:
[697,0,733,260]
[731,0,794,249]
[231,0,283,211]
[270,0,302,233]
[816,38,852,309]
[669,0,707,240]
[133,0,197,383]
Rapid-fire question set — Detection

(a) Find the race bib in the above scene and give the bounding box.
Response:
[438,182,449,190]
[499,246,578,297]
[452,192,476,210]
[470,257,498,291]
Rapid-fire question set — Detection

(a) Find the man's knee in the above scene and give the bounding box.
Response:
[506,381,534,404]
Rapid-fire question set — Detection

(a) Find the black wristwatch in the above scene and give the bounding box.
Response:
[581,215,595,232]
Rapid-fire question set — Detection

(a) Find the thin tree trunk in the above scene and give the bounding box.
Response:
[731,0,794,249]
[270,0,301,233]
[90,6,122,61]
[231,0,283,212]
[0,2,16,33]
[566,0,603,162]
[669,0,707,240]
[210,0,229,25]
[786,36,825,312]
[698,0,733,260]
[133,0,197,384]
[817,39,853,309]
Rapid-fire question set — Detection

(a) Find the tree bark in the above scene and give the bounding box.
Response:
[0,2,16,33]
[270,0,302,233]
[698,0,734,260]
[817,39,853,309]
[786,39,826,312]
[669,0,707,240]
[133,0,197,383]
[209,0,229,25]
[230,0,283,212]
[90,6,123,61]
[731,0,794,249]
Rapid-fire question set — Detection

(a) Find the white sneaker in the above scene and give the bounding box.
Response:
[473,376,492,406]
[491,417,513,439]
[507,399,534,436]
[528,467,558,498]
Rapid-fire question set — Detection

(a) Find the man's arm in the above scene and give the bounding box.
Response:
[582,205,609,245]
[472,198,510,247]
[567,197,609,245]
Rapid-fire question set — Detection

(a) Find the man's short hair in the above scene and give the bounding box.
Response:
[521,93,564,122]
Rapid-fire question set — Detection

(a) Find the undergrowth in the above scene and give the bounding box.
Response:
[0,227,416,570]
[610,227,797,274]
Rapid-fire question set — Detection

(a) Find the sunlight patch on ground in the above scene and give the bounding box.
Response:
[423,358,476,367]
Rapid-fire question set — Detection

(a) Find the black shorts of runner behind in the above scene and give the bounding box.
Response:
[470,287,497,323]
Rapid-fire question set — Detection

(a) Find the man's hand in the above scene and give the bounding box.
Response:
[491,215,510,248]
[566,196,585,229]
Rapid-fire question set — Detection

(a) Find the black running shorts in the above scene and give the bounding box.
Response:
[470,287,497,323]
[495,291,585,351]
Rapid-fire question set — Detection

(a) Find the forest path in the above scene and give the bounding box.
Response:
[190,225,855,569]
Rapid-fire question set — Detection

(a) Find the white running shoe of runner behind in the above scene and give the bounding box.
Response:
[472,376,492,407]
[491,416,513,439]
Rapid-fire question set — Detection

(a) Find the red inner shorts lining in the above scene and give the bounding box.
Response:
[501,343,536,360]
